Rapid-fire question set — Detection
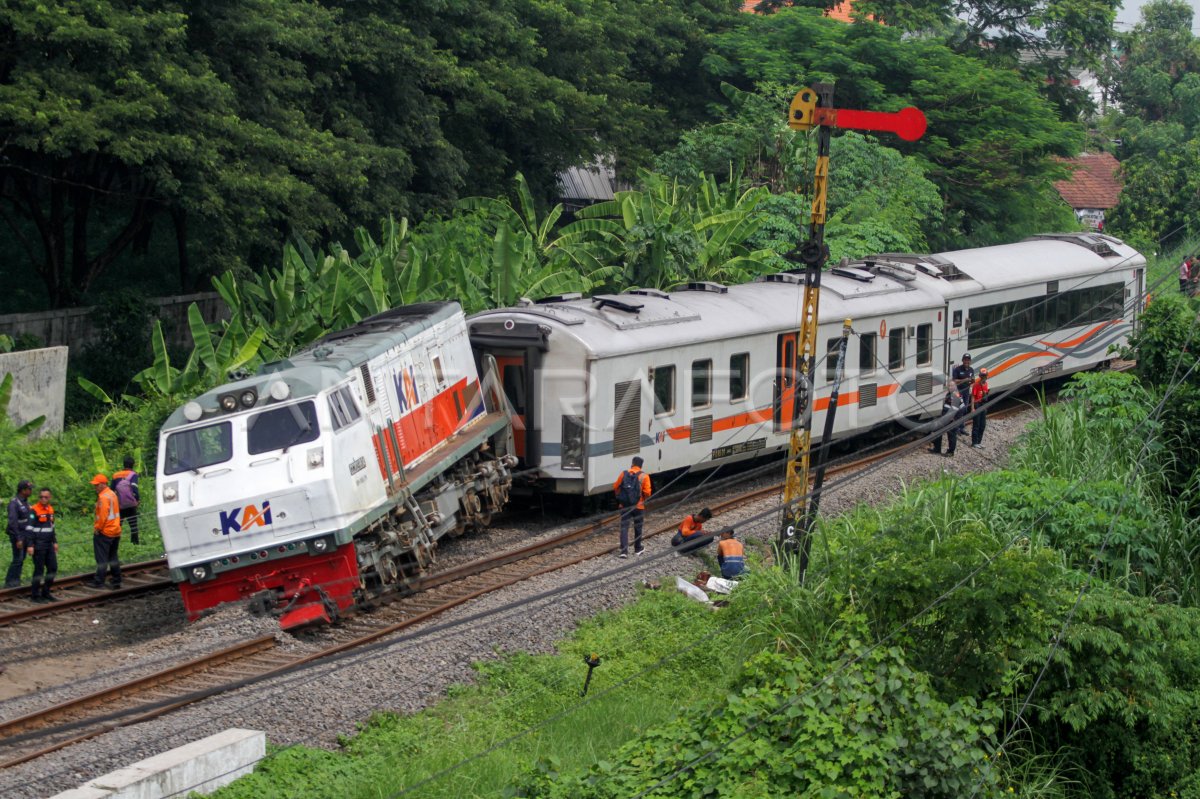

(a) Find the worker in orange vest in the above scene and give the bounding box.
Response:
[716,528,745,579]
[87,474,122,589]
[671,508,713,552]
[613,456,652,558]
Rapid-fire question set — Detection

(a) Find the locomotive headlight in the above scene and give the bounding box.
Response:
[310,538,329,553]
[191,565,209,581]
[307,446,324,469]
[183,401,203,422]
[240,388,258,408]
[163,482,179,503]
[219,394,238,412]
[269,380,290,401]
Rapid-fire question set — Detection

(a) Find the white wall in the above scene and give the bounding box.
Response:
[0,346,68,437]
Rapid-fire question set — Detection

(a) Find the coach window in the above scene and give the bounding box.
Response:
[652,365,676,415]
[692,359,712,409]
[888,329,905,370]
[859,332,877,376]
[916,323,933,366]
[730,352,749,402]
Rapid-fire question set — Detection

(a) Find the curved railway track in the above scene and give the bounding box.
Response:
[0,400,1040,767]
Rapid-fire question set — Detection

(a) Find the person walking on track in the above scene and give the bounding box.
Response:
[88,474,123,589]
[613,456,652,558]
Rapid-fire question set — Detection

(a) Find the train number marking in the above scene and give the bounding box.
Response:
[349,456,367,476]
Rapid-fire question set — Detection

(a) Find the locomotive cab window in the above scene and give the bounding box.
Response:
[164,422,233,475]
[730,352,749,402]
[652,365,676,415]
[328,386,361,431]
[859,333,877,376]
[247,401,320,455]
[692,359,712,409]
[888,329,905,370]
[916,324,933,366]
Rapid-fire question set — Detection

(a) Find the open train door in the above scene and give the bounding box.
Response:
[468,320,549,468]
[774,332,799,432]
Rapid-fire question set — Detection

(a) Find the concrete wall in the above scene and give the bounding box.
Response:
[0,292,228,351]
[50,728,266,799]
[0,346,68,437]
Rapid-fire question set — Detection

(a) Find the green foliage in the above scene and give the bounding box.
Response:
[0,0,743,307]
[207,589,742,799]
[706,8,1083,247]
[1022,583,1200,799]
[521,636,1005,799]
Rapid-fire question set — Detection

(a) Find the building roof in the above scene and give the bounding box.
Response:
[1054,152,1123,210]
[741,0,861,22]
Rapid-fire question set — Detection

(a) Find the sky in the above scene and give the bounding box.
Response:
[1115,0,1200,30]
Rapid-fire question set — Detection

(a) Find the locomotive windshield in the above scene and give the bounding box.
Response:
[164,422,233,475]
[247,400,320,455]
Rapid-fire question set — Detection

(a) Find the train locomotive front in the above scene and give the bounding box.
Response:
[157,302,515,629]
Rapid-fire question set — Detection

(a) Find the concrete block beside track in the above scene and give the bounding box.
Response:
[49,728,265,798]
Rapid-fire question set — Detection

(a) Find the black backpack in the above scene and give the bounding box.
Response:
[616,470,642,507]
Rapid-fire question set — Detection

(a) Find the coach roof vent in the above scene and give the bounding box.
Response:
[831,266,875,282]
[628,288,670,299]
[593,295,645,314]
[1025,232,1118,256]
[535,292,583,304]
[758,272,803,285]
[681,281,728,294]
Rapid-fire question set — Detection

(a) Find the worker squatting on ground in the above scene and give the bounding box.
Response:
[671,508,713,552]
[5,479,32,588]
[717,529,745,579]
[26,487,59,602]
[89,474,123,589]
[613,456,652,558]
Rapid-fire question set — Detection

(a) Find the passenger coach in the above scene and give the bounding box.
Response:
[469,233,1145,498]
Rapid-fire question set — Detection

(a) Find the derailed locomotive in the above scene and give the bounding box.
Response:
[156,303,515,628]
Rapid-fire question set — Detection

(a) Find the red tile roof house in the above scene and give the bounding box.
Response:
[1053,152,1123,231]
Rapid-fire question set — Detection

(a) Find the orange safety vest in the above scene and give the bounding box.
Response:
[678,515,705,539]
[612,467,651,510]
[94,487,121,537]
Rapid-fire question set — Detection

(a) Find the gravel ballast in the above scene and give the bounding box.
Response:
[0,406,1040,798]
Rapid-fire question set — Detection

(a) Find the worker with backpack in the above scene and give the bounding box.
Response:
[613,456,652,558]
[111,456,140,545]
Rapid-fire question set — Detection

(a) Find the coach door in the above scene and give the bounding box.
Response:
[774,332,799,432]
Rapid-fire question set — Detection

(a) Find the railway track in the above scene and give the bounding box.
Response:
[0,560,170,628]
[0,400,1036,767]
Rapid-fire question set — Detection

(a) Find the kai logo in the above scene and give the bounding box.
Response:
[219,501,273,536]
[393,365,421,414]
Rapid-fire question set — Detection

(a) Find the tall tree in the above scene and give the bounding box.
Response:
[706,8,1081,247]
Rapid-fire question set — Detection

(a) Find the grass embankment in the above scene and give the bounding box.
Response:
[208,589,745,799]
[206,367,1200,799]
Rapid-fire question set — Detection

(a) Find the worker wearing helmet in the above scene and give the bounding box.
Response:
[88,474,123,589]
[971,368,990,448]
